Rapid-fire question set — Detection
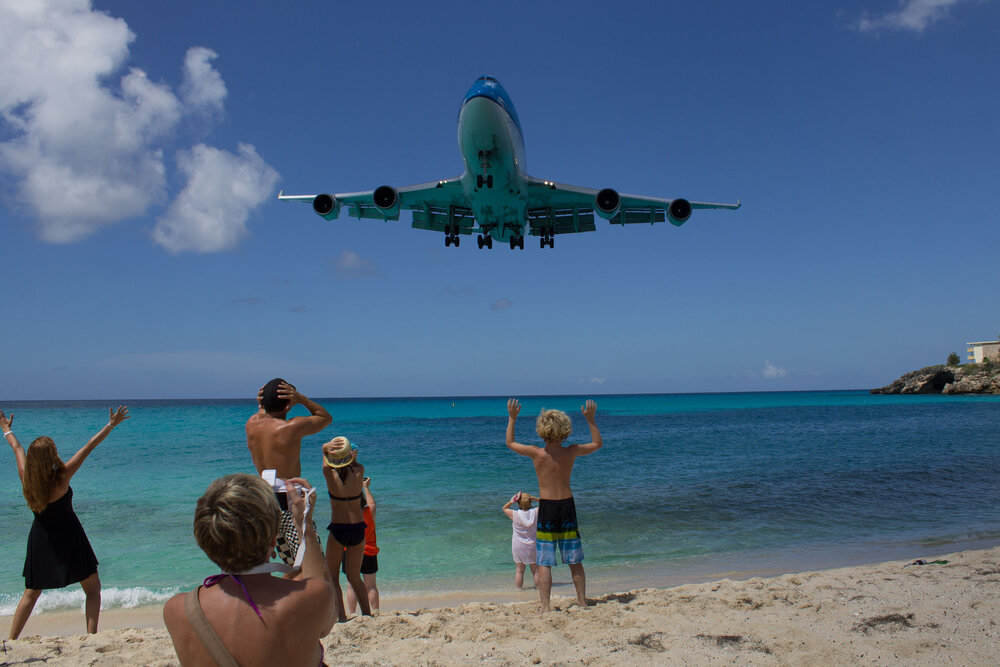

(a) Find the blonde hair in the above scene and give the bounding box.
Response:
[536,409,571,443]
[517,495,533,510]
[23,437,65,513]
[193,474,281,573]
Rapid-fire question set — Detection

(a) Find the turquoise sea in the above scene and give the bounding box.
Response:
[1,391,999,615]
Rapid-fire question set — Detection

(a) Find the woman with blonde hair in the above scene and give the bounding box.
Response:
[322,436,371,620]
[2,406,128,639]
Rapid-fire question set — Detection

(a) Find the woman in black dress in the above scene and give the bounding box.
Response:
[2,406,128,639]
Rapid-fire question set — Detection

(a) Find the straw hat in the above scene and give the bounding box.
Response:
[323,436,357,468]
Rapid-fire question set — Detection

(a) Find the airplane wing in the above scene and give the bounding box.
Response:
[522,176,740,237]
[278,177,479,235]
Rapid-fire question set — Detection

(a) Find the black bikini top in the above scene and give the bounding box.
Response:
[328,491,362,501]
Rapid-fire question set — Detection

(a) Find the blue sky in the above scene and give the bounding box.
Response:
[1,0,998,400]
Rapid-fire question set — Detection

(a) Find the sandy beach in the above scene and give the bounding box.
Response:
[2,546,997,665]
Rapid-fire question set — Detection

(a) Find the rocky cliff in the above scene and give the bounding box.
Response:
[871,363,1000,394]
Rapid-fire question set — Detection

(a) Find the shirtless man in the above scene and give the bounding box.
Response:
[246,379,332,564]
[505,398,602,612]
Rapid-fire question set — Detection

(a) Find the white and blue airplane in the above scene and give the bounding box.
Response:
[279,75,740,249]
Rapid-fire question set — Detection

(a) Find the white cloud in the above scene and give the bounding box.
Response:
[327,249,380,279]
[181,47,226,112]
[153,143,278,253]
[579,377,607,385]
[854,0,965,32]
[491,298,512,311]
[762,360,788,379]
[0,0,274,250]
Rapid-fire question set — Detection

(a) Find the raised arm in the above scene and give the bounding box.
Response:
[502,491,521,519]
[572,400,603,456]
[63,406,129,479]
[321,441,346,496]
[505,398,535,457]
[2,409,26,481]
[284,477,337,636]
[282,383,332,436]
[362,477,375,519]
[285,478,332,584]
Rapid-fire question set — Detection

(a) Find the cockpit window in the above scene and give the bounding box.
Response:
[477,75,497,82]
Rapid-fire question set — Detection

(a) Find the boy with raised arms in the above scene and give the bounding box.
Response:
[505,398,602,612]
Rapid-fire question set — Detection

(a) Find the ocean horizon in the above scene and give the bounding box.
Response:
[2,390,999,616]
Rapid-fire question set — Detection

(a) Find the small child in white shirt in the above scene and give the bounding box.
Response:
[502,491,539,589]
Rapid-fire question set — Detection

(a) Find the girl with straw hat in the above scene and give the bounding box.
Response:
[322,436,371,620]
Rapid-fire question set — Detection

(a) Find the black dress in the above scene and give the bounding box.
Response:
[22,487,99,590]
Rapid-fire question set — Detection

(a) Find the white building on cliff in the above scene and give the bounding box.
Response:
[966,340,1000,363]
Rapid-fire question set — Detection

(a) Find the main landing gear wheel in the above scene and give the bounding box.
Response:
[509,236,524,250]
[445,225,460,247]
[477,234,493,249]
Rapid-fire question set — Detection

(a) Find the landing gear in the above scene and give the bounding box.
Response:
[477,150,494,189]
[444,224,460,247]
[539,226,555,249]
[509,236,524,250]
[477,234,493,249]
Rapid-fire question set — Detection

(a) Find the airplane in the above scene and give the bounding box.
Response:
[279,75,740,249]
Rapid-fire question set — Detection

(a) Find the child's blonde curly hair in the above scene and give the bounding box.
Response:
[535,408,571,444]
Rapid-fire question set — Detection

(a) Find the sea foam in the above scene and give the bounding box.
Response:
[0,586,178,616]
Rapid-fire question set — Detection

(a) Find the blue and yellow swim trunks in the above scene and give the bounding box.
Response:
[536,497,584,566]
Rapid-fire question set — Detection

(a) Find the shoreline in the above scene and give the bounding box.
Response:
[3,545,998,665]
[8,533,1000,637]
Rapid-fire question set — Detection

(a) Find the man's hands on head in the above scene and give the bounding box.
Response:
[278,382,301,408]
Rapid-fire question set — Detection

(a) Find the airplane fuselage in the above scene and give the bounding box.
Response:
[279,75,740,250]
[457,76,528,241]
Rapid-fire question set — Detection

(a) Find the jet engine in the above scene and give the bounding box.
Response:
[373,185,400,218]
[594,188,621,220]
[667,198,692,226]
[312,194,341,220]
